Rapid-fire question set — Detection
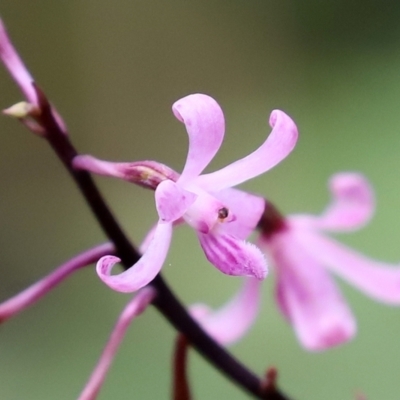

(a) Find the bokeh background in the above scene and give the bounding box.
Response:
[1,1,400,399]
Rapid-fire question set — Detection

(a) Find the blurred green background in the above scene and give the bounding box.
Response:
[1,1,400,399]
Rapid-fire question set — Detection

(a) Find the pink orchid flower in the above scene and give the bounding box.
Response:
[73,93,298,292]
[191,172,400,351]
[259,172,400,351]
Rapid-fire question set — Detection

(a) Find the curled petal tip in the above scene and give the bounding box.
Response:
[329,172,374,206]
[172,93,221,123]
[268,110,279,126]
[269,109,298,145]
[97,255,121,276]
[312,172,375,232]
[96,223,172,293]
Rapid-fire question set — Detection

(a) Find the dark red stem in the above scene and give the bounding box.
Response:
[173,335,191,400]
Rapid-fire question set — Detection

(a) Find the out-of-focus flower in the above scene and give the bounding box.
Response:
[74,93,298,292]
[258,172,400,351]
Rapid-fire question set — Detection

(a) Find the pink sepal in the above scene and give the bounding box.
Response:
[190,278,261,345]
[297,230,400,304]
[73,155,179,189]
[96,222,172,292]
[173,94,225,185]
[266,231,356,351]
[0,243,114,323]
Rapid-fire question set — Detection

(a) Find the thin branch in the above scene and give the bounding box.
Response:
[172,335,191,400]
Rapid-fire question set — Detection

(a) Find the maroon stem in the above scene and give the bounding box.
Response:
[173,335,191,400]
[35,85,291,400]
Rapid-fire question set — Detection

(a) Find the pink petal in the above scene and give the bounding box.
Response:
[155,180,197,223]
[213,188,265,239]
[139,224,158,253]
[316,173,375,232]
[190,278,261,345]
[195,110,298,192]
[172,94,225,185]
[73,155,179,189]
[0,19,35,104]
[139,218,185,253]
[198,232,267,280]
[0,243,114,323]
[296,229,400,304]
[263,230,356,351]
[78,287,156,400]
[96,222,172,292]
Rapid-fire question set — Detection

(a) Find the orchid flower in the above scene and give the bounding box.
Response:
[73,93,298,292]
[258,172,400,351]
